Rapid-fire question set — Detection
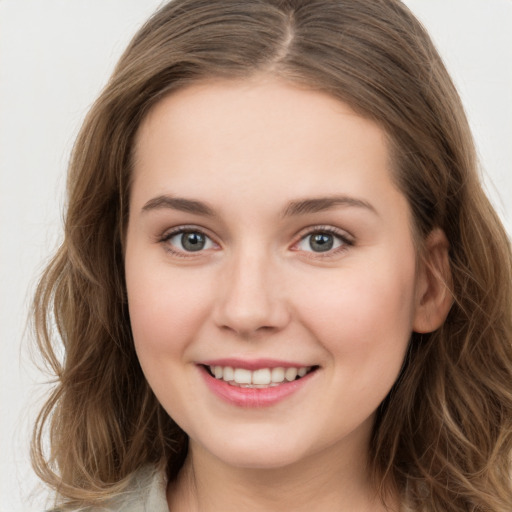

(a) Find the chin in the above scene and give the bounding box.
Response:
[196,432,309,470]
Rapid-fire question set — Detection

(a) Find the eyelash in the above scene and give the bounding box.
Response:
[159,225,218,258]
[292,225,354,259]
[158,225,354,258]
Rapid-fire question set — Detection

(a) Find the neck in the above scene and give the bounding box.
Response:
[167,439,397,512]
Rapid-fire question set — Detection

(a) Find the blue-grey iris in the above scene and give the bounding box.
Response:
[181,232,206,251]
[310,233,334,252]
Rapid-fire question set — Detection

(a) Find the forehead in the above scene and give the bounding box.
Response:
[130,77,405,223]
[135,78,387,152]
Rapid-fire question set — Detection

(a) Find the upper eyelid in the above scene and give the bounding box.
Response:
[160,225,215,240]
[294,225,354,243]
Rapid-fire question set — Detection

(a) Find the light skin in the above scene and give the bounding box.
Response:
[125,77,452,511]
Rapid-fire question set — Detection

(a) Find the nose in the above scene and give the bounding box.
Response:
[213,248,290,338]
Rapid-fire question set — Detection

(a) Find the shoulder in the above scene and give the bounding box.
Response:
[106,465,168,511]
[47,465,169,512]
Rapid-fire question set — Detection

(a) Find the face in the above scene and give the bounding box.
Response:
[125,78,425,471]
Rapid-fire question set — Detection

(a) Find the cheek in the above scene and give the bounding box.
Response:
[125,258,213,360]
[294,257,417,364]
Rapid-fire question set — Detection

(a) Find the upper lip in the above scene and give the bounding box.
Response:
[198,358,316,371]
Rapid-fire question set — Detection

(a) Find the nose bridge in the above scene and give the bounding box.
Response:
[214,242,288,336]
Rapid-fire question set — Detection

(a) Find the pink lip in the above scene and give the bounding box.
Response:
[200,358,310,370]
[198,364,318,408]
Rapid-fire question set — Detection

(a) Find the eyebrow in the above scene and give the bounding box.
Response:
[142,195,216,216]
[141,194,377,218]
[282,196,377,217]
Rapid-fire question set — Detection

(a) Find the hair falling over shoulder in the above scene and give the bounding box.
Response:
[31,1,512,510]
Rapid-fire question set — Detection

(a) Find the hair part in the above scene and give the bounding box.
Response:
[32,1,512,510]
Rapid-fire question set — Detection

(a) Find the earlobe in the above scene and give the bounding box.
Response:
[412,228,454,334]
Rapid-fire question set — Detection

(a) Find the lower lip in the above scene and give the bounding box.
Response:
[199,366,317,408]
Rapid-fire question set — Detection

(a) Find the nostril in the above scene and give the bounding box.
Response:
[213,277,291,336]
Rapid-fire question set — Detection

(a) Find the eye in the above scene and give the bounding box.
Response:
[295,229,351,254]
[163,229,216,253]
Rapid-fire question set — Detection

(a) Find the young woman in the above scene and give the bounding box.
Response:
[32,1,512,510]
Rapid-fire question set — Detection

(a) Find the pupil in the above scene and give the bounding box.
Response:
[310,233,333,252]
[181,232,205,251]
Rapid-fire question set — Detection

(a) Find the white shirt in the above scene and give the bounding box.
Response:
[63,466,169,511]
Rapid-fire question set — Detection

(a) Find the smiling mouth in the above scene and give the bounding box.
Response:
[202,365,319,388]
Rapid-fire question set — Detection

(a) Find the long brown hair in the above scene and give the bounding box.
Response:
[32,1,512,510]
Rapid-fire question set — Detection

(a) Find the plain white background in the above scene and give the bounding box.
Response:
[0,1,511,510]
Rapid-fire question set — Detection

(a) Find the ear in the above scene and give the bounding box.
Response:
[412,228,454,333]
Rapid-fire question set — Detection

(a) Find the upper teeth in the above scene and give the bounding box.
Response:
[209,366,310,386]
